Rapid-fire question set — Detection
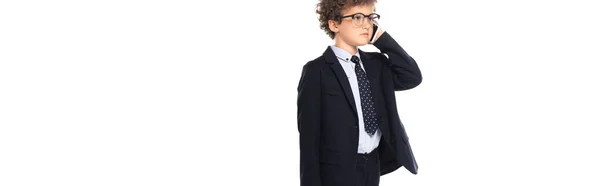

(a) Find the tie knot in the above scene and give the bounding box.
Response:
[350,55,360,64]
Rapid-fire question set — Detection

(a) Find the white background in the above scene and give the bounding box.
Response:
[1,0,599,185]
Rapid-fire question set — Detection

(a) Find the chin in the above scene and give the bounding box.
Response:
[343,37,370,47]
[354,40,369,46]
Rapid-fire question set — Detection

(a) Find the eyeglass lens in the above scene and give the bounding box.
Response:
[352,14,378,26]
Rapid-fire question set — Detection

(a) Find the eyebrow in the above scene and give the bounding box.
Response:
[349,11,374,15]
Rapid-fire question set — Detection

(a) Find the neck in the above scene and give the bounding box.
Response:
[334,38,358,56]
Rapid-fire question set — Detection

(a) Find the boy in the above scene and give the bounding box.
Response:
[297,0,422,186]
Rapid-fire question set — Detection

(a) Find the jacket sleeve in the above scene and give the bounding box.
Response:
[373,31,423,91]
[297,63,321,186]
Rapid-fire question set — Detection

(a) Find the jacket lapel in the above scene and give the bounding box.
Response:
[323,47,358,117]
[358,49,392,143]
[322,47,386,130]
[358,49,378,84]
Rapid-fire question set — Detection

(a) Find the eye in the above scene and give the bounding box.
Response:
[354,14,365,20]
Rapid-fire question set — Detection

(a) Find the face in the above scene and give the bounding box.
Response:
[329,5,378,47]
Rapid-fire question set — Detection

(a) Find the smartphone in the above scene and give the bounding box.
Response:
[370,23,379,43]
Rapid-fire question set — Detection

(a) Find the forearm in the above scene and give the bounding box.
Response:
[373,31,423,91]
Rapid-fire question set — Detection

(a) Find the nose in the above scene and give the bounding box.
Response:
[362,23,371,30]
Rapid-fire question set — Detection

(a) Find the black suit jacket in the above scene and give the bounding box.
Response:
[297,31,422,186]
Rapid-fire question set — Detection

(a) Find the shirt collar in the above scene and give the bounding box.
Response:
[329,45,361,63]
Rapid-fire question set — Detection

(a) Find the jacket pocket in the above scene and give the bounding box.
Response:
[322,89,343,96]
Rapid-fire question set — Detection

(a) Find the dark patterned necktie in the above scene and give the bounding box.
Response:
[350,55,378,136]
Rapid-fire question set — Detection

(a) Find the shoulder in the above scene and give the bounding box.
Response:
[297,56,327,91]
[304,55,326,68]
[301,55,327,74]
[297,55,328,88]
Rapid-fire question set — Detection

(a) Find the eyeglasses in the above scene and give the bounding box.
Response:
[340,13,380,27]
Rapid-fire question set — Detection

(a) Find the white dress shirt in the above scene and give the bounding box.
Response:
[330,45,382,154]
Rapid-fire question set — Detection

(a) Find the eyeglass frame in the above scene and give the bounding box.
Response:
[339,13,381,26]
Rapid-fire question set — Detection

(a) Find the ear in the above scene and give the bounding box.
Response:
[328,20,339,33]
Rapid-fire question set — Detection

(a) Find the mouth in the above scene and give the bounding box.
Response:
[360,33,369,37]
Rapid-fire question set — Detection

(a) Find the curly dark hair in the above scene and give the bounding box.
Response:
[316,0,377,39]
